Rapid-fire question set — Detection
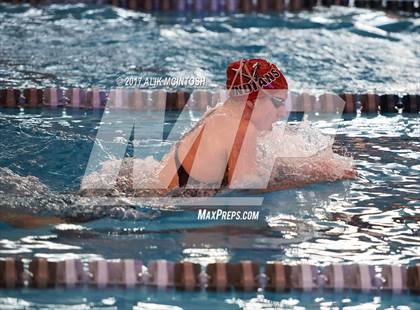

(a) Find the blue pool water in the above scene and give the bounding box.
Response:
[1,289,420,309]
[0,108,419,308]
[0,3,419,93]
[0,3,419,309]
[0,108,418,262]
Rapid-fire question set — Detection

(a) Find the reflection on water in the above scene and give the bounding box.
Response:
[0,3,419,308]
[0,4,419,93]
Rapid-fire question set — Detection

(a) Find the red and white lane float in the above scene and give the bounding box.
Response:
[402,94,419,113]
[147,259,175,289]
[206,262,229,291]
[150,90,168,110]
[174,261,202,291]
[43,87,64,107]
[206,261,260,291]
[86,88,107,109]
[229,261,260,291]
[50,258,85,287]
[318,93,341,113]
[1,258,420,293]
[109,88,130,109]
[290,263,319,291]
[323,264,378,292]
[23,88,43,108]
[166,90,191,110]
[192,90,212,110]
[0,88,21,108]
[296,92,316,114]
[29,258,56,288]
[89,260,110,288]
[0,258,24,288]
[340,93,357,114]
[66,88,107,109]
[1,0,418,13]
[264,262,291,291]
[128,89,150,110]
[0,88,419,114]
[407,264,420,294]
[107,259,144,287]
[0,0,418,13]
[379,94,399,113]
[66,88,87,108]
[89,259,143,288]
[30,258,86,288]
[322,263,348,291]
[382,265,407,293]
[360,93,380,114]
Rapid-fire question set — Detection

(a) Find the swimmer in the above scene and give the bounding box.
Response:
[157,58,356,192]
[158,58,289,190]
[0,59,357,228]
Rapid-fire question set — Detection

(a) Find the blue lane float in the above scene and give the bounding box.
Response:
[1,258,420,294]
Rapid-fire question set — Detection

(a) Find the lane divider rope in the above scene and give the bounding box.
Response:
[0,88,419,113]
[0,0,418,13]
[1,258,419,293]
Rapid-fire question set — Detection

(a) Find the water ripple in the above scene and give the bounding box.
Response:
[0,4,419,92]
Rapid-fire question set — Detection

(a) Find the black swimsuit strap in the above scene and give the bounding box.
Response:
[175,144,197,187]
[174,107,231,188]
[175,126,206,187]
[175,131,230,188]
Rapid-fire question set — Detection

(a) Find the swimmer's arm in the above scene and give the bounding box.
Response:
[255,165,357,193]
[257,179,313,193]
[0,209,65,229]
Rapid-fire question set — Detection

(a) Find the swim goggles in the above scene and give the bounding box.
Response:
[269,95,286,108]
[260,88,286,108]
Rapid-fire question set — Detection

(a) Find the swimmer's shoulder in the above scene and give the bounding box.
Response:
[202,107,231,132]
[204,107,257,137]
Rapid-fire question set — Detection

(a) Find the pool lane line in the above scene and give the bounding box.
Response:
[1,258,420,293]
[1,88,418,114]
[0,0,418,14]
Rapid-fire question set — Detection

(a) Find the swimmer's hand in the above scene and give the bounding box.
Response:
[246,158,357,193]
[258,170,357,193]
[343,168,358,179]
[0,210,64,229]
[228,174,263,189]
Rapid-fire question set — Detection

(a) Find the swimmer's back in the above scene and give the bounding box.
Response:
[159,105,253,188]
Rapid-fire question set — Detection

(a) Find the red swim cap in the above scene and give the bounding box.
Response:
[226,58,288,101]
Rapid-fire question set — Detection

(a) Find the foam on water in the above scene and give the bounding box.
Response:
[0,167,161,221]
[254,121,354,187]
